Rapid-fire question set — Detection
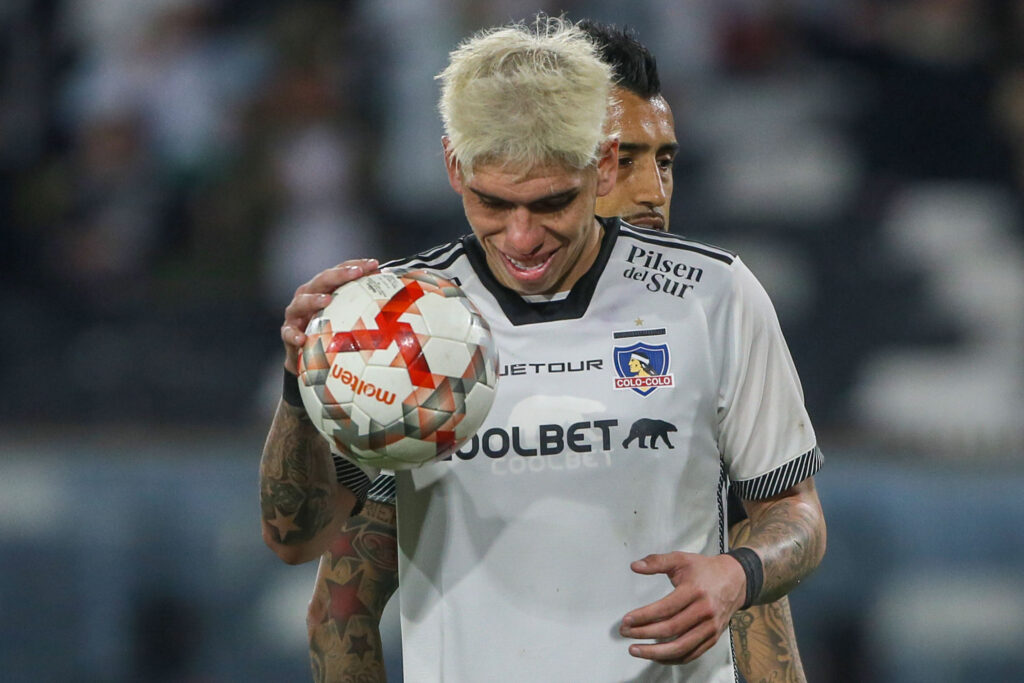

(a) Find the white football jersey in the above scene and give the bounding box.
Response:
[378,217,822,682]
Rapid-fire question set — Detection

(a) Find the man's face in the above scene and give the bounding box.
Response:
[596,88,678,232]
[444,139,618,296]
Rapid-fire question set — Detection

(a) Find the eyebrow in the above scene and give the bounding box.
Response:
[469,187,581,209]
[620,141,680,155]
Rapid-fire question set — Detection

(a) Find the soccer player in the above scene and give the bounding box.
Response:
[587,21,810,682]
[304,21,811,683]
[261,16,826,682]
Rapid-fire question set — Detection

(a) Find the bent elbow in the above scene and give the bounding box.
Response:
[816,523,828,566]
[262,526,314,565]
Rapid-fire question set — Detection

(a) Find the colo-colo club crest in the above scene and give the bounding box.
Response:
[612,327,674,396]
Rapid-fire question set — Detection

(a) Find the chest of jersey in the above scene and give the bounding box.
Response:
[393,230,740,682]
[449,277,721,480]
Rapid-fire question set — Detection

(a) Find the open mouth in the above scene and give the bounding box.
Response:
[500,250,556,282]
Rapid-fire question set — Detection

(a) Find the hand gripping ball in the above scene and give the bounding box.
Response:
[297,268,499,470]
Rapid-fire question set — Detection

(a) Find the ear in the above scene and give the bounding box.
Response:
[595,136,619,198]
[442,136,464,194]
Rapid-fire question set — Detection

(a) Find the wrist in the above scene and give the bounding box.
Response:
[282,367,305,411]
[725,547,764,611]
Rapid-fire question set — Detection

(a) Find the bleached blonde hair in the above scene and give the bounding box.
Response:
[437,15,614,178]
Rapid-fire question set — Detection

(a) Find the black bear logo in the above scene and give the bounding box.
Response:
[621,418,677,449]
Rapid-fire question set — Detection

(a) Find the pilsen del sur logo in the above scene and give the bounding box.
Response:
[612,327,674,396]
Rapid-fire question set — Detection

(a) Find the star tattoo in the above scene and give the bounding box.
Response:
[266,507,302,542]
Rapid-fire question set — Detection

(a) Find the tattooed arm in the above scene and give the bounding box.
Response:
[728,518,807,683]
[260,258,380,565]
[739,476,826,606]
[259,399,358,565]
[308,500,399,683]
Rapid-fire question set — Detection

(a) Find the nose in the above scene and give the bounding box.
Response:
[504,206,544,256]
[632,160,667,208]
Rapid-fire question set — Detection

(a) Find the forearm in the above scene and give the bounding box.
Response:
[738,478,826,606]
[259,399,354,564]
[730,598,806,683]
[728,519,807,683]
[308,501,399,683]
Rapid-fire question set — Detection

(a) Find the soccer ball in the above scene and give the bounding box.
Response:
[297,268,499,470]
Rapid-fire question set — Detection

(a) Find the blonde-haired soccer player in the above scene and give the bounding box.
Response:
[262,15,825,682]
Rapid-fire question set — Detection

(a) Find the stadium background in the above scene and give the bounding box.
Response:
[2,0,1023,681]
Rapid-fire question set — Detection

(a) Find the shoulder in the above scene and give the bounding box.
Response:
[616,222,737,270]
[613,221,749,308]
[382,236,470,273]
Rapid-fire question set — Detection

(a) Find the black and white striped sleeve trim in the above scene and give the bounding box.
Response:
[367,474,397,505]
[332,453,374,510]
[730,446,823,500]
[383,239,465,271]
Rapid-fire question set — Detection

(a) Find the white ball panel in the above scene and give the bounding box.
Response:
[415,293,472,341]
[420,337,473,379]
[385,437,436,468]
[457,383,496,440]
[321,285,373,331]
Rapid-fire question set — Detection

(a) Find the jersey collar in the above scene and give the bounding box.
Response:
[463,216,621,326]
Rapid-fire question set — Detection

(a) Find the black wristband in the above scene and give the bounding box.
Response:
[726,547,764,610]
[282,367,305,409]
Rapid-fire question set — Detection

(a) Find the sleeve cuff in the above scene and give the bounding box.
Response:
[367,474,398,505]
[332,453,380,515]
[730,446,823,500]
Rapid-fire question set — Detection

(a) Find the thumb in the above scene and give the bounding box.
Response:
[631,553,672,575]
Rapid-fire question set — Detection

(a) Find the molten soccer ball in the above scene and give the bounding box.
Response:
[297,268,499,470]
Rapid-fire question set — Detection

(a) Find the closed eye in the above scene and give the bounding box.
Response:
[528,191,579,213]
[478,195,513,210]
[470,188,579,213]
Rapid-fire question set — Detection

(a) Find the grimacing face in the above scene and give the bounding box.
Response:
[596,88,678,232]
[444,138,619,296]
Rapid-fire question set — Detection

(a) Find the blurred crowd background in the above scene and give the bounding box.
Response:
[2,0,1023,681]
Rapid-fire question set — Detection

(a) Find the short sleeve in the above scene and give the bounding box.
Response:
[717,257,822,499]
[331,451,380,514]
[367,472,398,505]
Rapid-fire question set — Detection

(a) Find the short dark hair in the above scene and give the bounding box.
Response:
[578,20,661,98]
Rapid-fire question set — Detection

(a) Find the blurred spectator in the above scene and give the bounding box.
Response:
[50,108,164,310]
[254,3,382,309]
[3,0,1022,438]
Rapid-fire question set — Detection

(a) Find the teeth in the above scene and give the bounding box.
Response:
[507,255,546,271]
